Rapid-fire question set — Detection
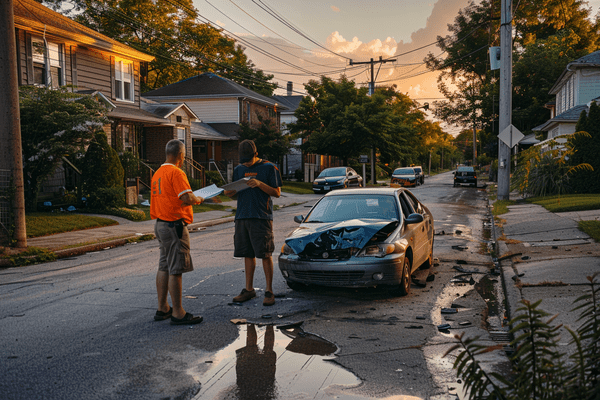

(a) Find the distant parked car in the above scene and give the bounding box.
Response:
[391,167,419,187]
[313,167,363,194]
[453,166,477,187]
[412,166,425,184]
[278,187,434,295]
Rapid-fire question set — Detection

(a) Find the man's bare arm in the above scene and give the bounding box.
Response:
[180,192,204,205]
[247,179,281,198]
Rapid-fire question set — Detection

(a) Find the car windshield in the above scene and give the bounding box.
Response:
[305,194,399,223]
[393,168,415,175]
[317,167,346,178]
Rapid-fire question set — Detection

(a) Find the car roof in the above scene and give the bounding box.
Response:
[393,167,415,172]
[323,187,404,197]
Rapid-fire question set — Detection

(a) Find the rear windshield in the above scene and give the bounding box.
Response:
[318,167,346,177]
[393,168,415,175]
[457,167,474,172]
[305,194,399,222]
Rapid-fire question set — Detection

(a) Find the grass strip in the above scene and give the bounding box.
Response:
[527,194,600,212]
[578,220,600,242]
[281,181,313,194]
[26,213,118,238]
[492,200,516,216]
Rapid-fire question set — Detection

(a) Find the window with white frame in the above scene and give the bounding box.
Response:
[114,59,134,101]
[32,38,64,88]
[177,127,186,145]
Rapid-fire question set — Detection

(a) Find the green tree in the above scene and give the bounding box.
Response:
[44,0,277,95]
[19,86,109,211]
[570,103,600,193]
[82,133,126,208]
[239,115,291,167]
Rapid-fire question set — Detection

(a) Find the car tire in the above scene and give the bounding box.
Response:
[399,256,411,296]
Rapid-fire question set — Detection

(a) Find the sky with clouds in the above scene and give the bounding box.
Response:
[193,0,600,107]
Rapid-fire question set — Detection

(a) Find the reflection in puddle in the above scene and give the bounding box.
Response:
[192,324,360,400]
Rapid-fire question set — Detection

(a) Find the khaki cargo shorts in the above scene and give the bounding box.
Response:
[155,219,193,275]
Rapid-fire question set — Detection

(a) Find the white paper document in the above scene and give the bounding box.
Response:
[193,184,224,199]
[221,177,251,192]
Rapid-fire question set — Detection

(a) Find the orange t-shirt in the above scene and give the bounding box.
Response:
[150,164,194,224]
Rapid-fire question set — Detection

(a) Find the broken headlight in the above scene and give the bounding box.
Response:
[356,243,395,257]
[281,243,295,255]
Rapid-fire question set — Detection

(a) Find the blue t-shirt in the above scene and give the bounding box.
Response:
[233,159,283,220]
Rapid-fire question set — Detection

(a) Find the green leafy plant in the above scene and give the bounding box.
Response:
[446,273,600,400]
[2,247,56,267]
[205,171,225,187]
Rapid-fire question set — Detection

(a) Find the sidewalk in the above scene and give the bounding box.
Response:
[494,194,600,354]
[25,192,322,257]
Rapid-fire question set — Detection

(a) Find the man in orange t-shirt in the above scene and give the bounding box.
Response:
[150,139,204,325]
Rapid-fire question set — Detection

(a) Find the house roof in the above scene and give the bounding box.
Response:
[140,101,199,120]
[190,122,233,141]
[519,133,540,145]
[550,50,600,94]
[108,106,170,125]
[207,123,241,139]
[13,0,154,62]
[532,104,587,131]
[271,95,304,114]
[143,73,285,108]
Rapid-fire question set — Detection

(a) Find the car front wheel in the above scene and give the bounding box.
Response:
[399,256,411,296]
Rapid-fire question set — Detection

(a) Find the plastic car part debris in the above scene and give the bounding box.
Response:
[426,274,435,282]
[456,260,467,264]
[497,252,522,261]
[455,230,462,235]
[416,316,426,320]
[441,308,458,314]
[459,321,471,326]
[437,323,451,331]
[521,256,531,260]
[405,325,423,329]
[453,266,487,274]
[452,245,468,251]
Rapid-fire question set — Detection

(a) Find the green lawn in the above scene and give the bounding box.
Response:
[578,220,600,242]
[281,181,314,194]
[26,213,118,238]
[527,194,600,213]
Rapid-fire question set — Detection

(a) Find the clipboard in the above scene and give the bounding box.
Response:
[221,177,251,192]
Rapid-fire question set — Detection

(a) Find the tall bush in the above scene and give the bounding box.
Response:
[82,133,125,208]
[570,104,600,193]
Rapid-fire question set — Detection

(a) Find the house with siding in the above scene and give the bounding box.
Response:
[143,72,286,177]
[533,51,600,149]
[13,0,204,200]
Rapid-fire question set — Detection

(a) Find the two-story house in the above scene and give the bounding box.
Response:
[533,50,600,149]
[143,72,286,179]
[13,0,203,201]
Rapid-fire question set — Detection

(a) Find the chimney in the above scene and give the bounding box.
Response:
[287,81,293,96]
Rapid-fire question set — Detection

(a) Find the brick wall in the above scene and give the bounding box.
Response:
[145,126,175,164]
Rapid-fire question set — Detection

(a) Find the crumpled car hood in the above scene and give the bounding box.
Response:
[285,219,398,256]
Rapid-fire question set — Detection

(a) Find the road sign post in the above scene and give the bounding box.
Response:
[360,155,369,187]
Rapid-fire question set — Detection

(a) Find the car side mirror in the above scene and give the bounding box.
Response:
[293,215,304,224]
[405,213,424,224]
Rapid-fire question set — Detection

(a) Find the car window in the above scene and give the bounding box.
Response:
[305,195,399,222]
[403,191,421,213]
[318,167,347,178]
[398,193,414,218]
[414,167,422,174]
[393,168,415,175]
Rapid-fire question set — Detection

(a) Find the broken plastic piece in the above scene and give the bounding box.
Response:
[404,325,423,329]
[441,308,458,314]
[437,323,451,330]
[459,321,471,326]
[452,245,468,251]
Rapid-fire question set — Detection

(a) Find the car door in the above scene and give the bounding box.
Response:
[400,191,429,268]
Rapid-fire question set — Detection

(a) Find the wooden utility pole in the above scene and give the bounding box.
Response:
[349,56,396,185]
[497,0,512,200]
[0,0,27,247]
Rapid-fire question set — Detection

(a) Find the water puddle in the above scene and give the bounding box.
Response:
[191,324,361,400]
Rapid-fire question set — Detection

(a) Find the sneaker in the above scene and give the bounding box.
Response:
[263,291,275,306]
[233,288,256,303]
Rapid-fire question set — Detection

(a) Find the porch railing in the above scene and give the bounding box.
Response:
[184,157,206,189]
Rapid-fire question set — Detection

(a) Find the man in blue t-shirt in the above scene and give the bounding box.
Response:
[224,140,282,306]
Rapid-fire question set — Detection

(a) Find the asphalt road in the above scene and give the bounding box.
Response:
[0,172,505,400]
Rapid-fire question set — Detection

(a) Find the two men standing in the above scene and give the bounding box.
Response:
[151,138,282,325]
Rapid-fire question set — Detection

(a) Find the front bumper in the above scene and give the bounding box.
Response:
[278,253,404,288]
[313,183,345,193]
[391,178,417,187]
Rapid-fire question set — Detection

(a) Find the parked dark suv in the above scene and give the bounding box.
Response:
[313,167,363,193]
[453,166,477,187]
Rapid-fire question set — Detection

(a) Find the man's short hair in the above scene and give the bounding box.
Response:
[166,139,185,158]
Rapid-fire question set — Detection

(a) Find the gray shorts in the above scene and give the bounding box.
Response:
[155,220,193,275]
[234,219,274,259]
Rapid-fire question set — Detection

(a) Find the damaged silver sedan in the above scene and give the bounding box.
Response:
[278,188,434,295]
